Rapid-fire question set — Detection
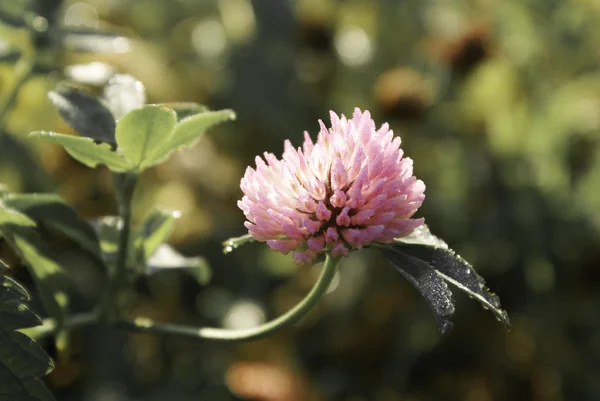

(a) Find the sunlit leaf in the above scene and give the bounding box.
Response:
[0,275,55,401]
[2,226,69,328]
[29,131,132,172]
[382,225,510,332]
[89,216,142,270]
[89,216,120,257]
[48,86,116,144]
[162,102,208,121]
[0,201,36,227]
[2,193,103,264]
[146,244,211,286]
[145,109,236,167]
[103,74,146,120]
[115,105,177,170]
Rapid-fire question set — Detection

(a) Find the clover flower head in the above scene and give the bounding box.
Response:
[238,108,426,264]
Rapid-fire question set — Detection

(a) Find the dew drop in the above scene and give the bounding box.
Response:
[224,246,233,254]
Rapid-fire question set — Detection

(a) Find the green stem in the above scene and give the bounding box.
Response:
[20,311,98,340]
[118,253,340,341]
[222,233,255,253]
[36,254,341,342]
[0,54,35,130]
[97,173,137,322]
[114,173,136,284]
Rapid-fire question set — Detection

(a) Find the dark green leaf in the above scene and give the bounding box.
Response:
[382,245,455,334]
[0,275,55,401]
[146,244,211,286]
[0,276,39,331]
[103,74,146,120]
[115,105,177,170]
[2,193,103,264]
[145,109,236,167]
[29,131,132,172]
[384,225,510,331]
[1,226,69,346]
[47,85,116,144]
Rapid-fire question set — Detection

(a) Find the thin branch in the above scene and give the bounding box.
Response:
[118,253,341,341]
[222,233,255,253]
[30,253,341,342]
[20,311,98,340]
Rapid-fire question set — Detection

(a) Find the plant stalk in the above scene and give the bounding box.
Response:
[37,253,341,342]
[97,173,137,322]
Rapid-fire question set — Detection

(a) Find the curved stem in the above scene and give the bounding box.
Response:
[33,254,341,342]
[119,253,341,341]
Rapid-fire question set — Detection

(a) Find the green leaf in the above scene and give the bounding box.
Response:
[0,275,56,401]
[89,216,142,270]
[1,227,69,348]
[2,194,103,264]
[115,105,177,170]
[0,202,36,227]
[29,132,132,172]
[146,244,211,286]
[161,102,208,121]
[90,216,121,256]
[383,225,510,332]
[47,85,116,144]
[145,109,236,167]
[140,209,180,259]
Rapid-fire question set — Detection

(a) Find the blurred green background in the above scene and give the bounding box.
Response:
[1,0,600,400]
